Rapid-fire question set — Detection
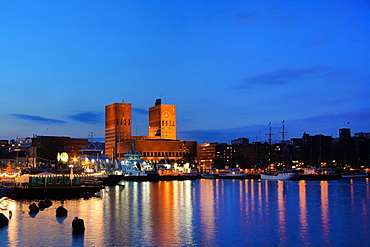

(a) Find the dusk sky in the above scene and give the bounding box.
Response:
[1,0,369,144]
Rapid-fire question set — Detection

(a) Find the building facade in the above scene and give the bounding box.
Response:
[105,102,132,159]
[105,99,180,160]
[118,139,196,164]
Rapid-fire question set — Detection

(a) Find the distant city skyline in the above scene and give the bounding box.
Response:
[1,1,369,144]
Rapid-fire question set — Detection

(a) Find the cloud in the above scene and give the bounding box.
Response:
[12,114,66,124]
[68,112,103,124]
[133,108,148,115]
[237,66,331,88]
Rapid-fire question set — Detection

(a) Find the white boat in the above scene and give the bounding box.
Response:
[119,153,159,181]
[260,170,299,180]
[217,169,247,179]
[202,172,219,179]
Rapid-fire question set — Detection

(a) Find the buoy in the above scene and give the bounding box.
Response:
[29,203,39,213]
[56,206,68,217]
[44,198,52,207]
[83,192,90,199]
[72,217,85,234]
[38,200,47,209]
[0,213,9,227]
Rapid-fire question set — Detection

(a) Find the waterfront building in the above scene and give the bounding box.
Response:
[0,140,9,152]
[197,143,239,170]
[31,136,88,168]
[148,99,176,140]
[9,137,32,153]
[354,132,370,139]
[231,137,249,146]
[118,139,197,164]
[291,133,333,167]
[339,128,351,140]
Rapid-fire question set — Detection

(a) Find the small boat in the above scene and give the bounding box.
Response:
[341,169,368,178]
[156,163,199,181]
[201,172,219,179]
[217,169,247,179]
[297,168,341,180]
[260,170,299,180]
[0,187,11,198]
[96,174,126,185]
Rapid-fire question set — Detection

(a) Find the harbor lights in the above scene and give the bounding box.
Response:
[69,164,74,185]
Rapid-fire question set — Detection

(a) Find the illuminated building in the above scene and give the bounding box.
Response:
[105,101,132,159]
[31,136,88,168]
[105,99,195,163]
[148,99,176,140]
[0,140,9,152]
[118,139,197,163]
[197,143,238,170]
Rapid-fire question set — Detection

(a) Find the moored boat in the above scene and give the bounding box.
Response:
[201,172,219,179]
[156,163,199,181]
[297,168,341,180]
[260,170,299,180]
[120,153,160,181]
[217,169,247,179]
[341,169,368,178]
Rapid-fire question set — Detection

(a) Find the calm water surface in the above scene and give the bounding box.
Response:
[0,178,369,246]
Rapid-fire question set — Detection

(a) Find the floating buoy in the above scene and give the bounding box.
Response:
[72,217,85,234]
[0,213,9,227]
[56,206,68,217]
[83,192,90,199]
[38,200,47,209]
[29,203,39,213]
[44,198,52,207]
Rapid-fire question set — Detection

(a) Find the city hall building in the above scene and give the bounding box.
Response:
[105,99,196,163]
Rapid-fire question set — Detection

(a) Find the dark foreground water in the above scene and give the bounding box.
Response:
[0,178,369,246]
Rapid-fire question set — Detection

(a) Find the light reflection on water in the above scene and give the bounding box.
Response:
[0,179,369,246]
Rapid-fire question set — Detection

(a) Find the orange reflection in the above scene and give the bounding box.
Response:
[320,181,330,244]
[277,180,286,243]
[298,180,308,244]
[258,181,263,215]
[199,179,217,243]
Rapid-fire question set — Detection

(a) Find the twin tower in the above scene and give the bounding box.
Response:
[105,99,176,158]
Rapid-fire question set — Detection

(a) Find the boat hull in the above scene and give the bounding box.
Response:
[6,186,103,199]
[218,174,247,179]
[202,174,219,179]
[341,174,368,178]
[159,175,199,181]
[124,174,160,182]
[260,173,299,180]
[97,175,125,186]
[298,174,341,180]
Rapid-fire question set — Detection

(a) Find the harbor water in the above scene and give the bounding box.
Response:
[0,178,369,246]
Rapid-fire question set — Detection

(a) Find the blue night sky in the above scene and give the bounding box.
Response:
[1,0,369,144]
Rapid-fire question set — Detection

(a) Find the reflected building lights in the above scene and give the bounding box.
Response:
[257,181,263,216]
[277,180,287,243]
[199,179,217,244]
[298,180,309,244]
[320,181,330,244]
